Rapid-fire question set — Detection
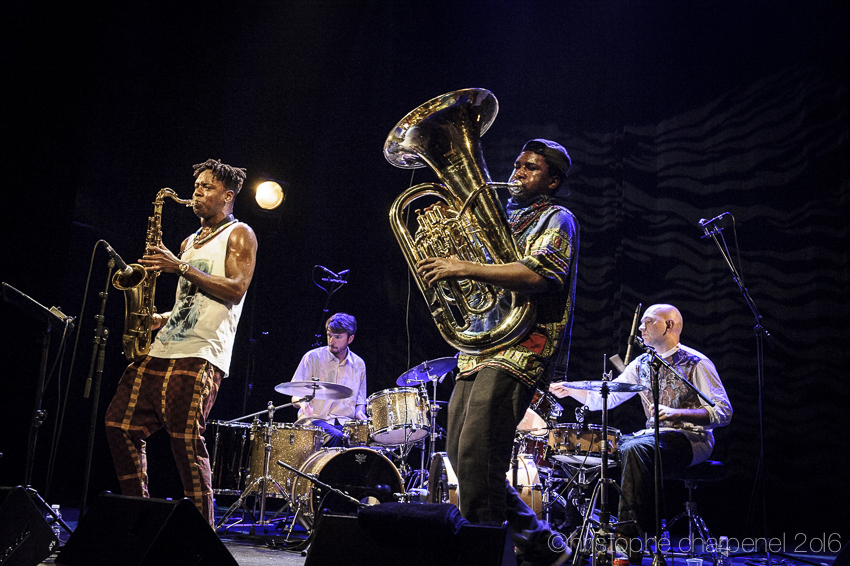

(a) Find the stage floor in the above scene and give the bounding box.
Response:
[37,503,841,566]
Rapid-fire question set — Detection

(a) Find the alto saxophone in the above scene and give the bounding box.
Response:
[112,188,193,362]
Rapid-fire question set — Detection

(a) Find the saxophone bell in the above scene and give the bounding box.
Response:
[112,188,193,362]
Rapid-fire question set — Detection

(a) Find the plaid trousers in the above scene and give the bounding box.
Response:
[104,356,222,526]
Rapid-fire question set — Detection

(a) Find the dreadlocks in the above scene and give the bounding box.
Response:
[192,159,247,195]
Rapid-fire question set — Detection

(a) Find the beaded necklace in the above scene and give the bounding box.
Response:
[191,214,237,248]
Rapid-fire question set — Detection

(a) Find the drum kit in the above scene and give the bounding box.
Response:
[207,357,457,537]
[206,356,647,560]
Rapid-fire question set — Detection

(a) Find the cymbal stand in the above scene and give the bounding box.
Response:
[413,376,442,489]
[217,401,299,533]
[572,362,620,566]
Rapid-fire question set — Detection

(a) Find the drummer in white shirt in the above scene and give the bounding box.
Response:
[291,313,368,446]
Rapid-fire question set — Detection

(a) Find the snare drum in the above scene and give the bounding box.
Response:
[205,421,252,495]
[247,423,324,497]
[428,452,543,518]
[291,448,403,529]
[367,387,429,445]
[547,424,621,466]
[517,389,563,437]
[342,419,371,447]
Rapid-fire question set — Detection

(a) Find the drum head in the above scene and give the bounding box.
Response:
[294,448,403,529]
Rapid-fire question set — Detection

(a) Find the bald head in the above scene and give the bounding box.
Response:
[639,303,683,351]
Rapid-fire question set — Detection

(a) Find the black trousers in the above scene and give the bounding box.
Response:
[446,366,562,563]
[617,430,694,537]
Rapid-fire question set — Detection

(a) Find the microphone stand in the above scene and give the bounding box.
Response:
[311,267,349,348]
[700,219,774,564]
[79,259,115,518]
[1,282,75,537]
[630,337,716,566]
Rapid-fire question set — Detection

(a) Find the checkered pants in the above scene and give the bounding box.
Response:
[104,356,222,526]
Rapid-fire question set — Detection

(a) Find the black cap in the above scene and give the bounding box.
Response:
[522,139,571,179]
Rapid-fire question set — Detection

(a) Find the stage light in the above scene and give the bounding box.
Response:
[255,180,286,210]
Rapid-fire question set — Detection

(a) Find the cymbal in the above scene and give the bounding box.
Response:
[396,357,458,386]
[561,380,647,393]
[274,380,353,400]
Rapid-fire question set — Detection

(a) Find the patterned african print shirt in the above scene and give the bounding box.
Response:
[456,195,579,389]
[584,343,733,465]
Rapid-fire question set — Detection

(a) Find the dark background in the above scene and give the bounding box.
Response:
[2,0,848,548]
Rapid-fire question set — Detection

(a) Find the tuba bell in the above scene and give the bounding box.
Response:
[384,88,536,355]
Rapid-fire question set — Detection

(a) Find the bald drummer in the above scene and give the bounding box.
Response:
[550,304,732,562]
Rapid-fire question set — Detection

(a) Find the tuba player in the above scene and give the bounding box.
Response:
[417,140,578,566]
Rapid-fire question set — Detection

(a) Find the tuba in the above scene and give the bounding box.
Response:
[112,188,193,361]
[384,88,536,355]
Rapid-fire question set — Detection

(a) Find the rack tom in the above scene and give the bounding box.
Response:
[367,387,429,445]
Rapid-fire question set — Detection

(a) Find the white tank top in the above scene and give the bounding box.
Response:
[148,222,246,375]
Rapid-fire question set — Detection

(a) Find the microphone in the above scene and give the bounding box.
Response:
[575,405,589,426]
[102,241,134,277]
[698,212,729,227]
[316,265,338,277]
[623,302,642,365]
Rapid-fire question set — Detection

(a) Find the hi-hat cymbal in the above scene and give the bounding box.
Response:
[274,380,353,399]
[396,357,458,386]
[561,380,646,393]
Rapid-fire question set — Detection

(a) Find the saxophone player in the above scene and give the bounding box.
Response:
[104,159,257,527]
[417,140,578,566]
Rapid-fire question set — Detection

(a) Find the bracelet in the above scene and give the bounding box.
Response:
[178,262,190,275]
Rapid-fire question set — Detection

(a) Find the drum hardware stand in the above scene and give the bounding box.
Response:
[217,401,301,533]
[570,360,624,566]
[630,337,715,566]
[409,378,441,490]
[394,357,456,490]
[275,457,369,533]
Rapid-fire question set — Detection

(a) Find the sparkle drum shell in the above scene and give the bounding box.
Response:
[247,423,324,497]
[367,387,429,445]
[342,419,371,447]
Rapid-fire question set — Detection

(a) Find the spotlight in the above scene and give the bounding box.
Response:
[255,180,286,210]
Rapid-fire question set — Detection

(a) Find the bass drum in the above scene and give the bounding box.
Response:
[291,448,403,529]
[428,452,542,518]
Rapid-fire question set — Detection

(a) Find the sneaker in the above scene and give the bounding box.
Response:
[614,536,644,566]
